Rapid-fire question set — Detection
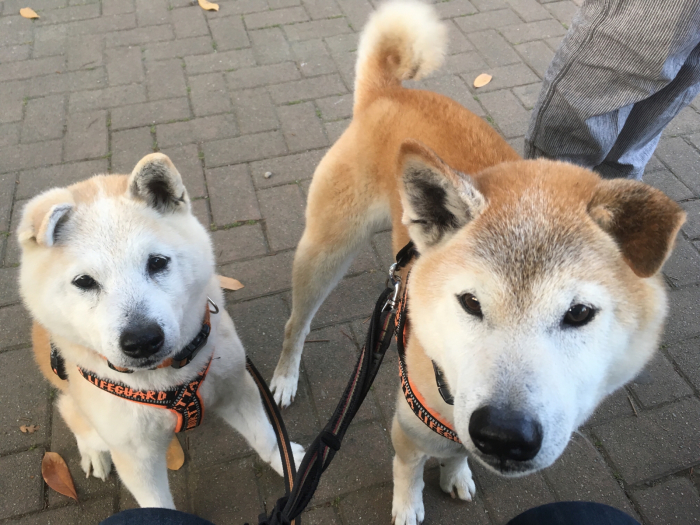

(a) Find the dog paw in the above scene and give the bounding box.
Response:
[269,441,305,477]
[291,442,305,470]
[80,449,112,481]
[391,499,425,525]
[439,459,476,501]
[270,372,298,408]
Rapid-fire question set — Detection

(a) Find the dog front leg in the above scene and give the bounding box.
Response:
[111,442,174,508]
[391,416,428,525]
[439,455,476,501]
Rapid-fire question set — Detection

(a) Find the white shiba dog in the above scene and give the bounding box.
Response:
[18,153,303,509]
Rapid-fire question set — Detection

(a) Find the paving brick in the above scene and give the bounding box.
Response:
[192,457,263,523]
[0,15,34,47]
[269,74,348,104]
[543,433,637,515]
[665,285,700,342]
[189,73,232,117]
[324,33,358,55]
[645,169,695,203]
[171,6,210,39]
[199,0,268,15]
[0,80,27,124]
[336,0,373,30]
[184,48,256,74]
[21,27,67,61]
[467,29,522,67]
[17,160,108,200]
[0,140,63,174]
[338,484,393,525]
[106,46,144,86]
[666,336,700,392]
[186,416,253,469]
[68,84,147,113]
[312,271,386,328]
[110,97,191,130]
[471,0,508,9]
[257,184,306,250]
[191,197,211,227]
[632,477,700,525]
[410,75,485,117]
[0,44,30,63]
[284,18,352,42]
[210,16,250,51]
[21,95,66,144]
[204,131,287,167]
[300,0,342,19]
[512,83,541,110]
[232,89,279,134]
[505,0,552,21]
[244,7,310,30]
[681,200,700,239]
[157,114,239,148]
[315,94,353,122]
[13,497,114,525]
[135,0,170,26]
[55,13,137,37]
[593,397,700,484]
[514,40,554,78]
[206,164,261,225]
[0,448,45,519]
[219,251,294,301]
[249,27,293,65]
[545,0,580,25]
[160,144,207,198]
[501,19,567,44]
[103,0,135,16]
[292,39,338,77]
[302,506,341,525]
[28,69,106,98]
[323,119,349,143]
[445,19,476,54]
[454,9,522,34]
[472,461,556,524]
[629,351,694,408]
[0,56,65,83]
[467,62,540,93]
[145,59,188,101]
[211,224,268,264]
[35,3,100,24]
[144,36,214,61]
[250,149,326,188]
[663,235,700,288]
[277,102,329,153]
[226,62,301,91]
[0,172,16,233]
[64,110,108,162]
[435,0,478,18]
[664,107,700,137]
[584,387,635,428]
[480,89,532,138]
[0,123,20,150]
[111,127,154,173]
[65,34,103,71]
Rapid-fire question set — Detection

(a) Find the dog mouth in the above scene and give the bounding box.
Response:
[470,449,540,476]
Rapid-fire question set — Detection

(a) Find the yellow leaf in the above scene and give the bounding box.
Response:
[166,437,185,471]
[198,0,219,11]
[473,73,492,88]
[218,275,244,291]
[42,452,79,501]
[20,7,40,18]
[20,424,39,433]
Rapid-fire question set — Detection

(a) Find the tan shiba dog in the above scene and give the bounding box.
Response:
[18,154,303,509]
[269,1,685,523]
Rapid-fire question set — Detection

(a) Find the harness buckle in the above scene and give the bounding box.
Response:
[382,262,402,312]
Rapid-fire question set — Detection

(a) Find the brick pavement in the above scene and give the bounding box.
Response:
[1,0,700,523]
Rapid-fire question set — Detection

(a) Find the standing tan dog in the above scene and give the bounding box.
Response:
[270,1,685,523]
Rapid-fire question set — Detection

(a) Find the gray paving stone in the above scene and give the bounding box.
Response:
[0,448,44,519]
[36,3,101,24]
[0,55,65,82]
[663,235,700,288]
[593,397,700,485]
[64,110,108,162]
[301,0,343,19]
[13,498,114,525]
[285,18,353,42]
[191,197,211,228]
[209,15,249,52]
[467,62,540,93]
[244,6,309,30]
[501,18,567,44]
[250,149,326,188]
[28,68,106,98]
[157,114,239,148]
[249,27,293,65]
[171,5,209,39]
[335,0,372,30]
[480,89,532,138]
[146,59,188,101]
[0,304,32,350]
[0,140,63,174]
[184,48,256,75]
[0,265,19,306]
[435,0,478,18]
[292,39,338,77]
[160,144,207,198]
[226,62,301,91]
[206,164,261,225]
[104,24,174,48]
[0,80,26,124]
[545,0,580,25]
[584,387,635,428]
[0,15,34,47]
[211,224,268,264]
[268,74,348,104]
[632,477,700,525]
[103,0,135,16]
[106,46,144,86]
[454,9,522,33]
[232,89,280,134]
[186,417,253,470]
[144,36,214,62]
[312,271,386,328]
[277,101,329,153]
[257,184,306,251]
[665,285,700,343]
[467,29,522,67]
[505,0,552,21]
[514,40,554,78]
[411,75,485,116]
[21,95,66,143]
[135,0,169,26]
[68,84,147,113]
[324,118,350,143]
[338,484,393,525]
[666,336,700,392]
[665,106,700,137]
[655,137,700,195]
[644,168,695,202]
[629,351,694,408]
[110,97,191,130]
[0,44,30,63]
[189,73,232,117]
[219,250,294,301]
[111,127,154,174]
[204,131,287,167]
[681,200,700,239]
[65,34,104,71]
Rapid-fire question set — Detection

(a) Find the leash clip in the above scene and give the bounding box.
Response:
[207,297,219,314]
[382,262,402,312]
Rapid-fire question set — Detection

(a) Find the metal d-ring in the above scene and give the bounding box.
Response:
[207,297,220,314]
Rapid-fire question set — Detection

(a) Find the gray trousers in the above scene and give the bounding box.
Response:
[525,0,700,180]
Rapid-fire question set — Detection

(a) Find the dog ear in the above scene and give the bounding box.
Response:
[17,188,75,248]
[589,179,686,278]
[399,140,486,252]
[128,153,189,213]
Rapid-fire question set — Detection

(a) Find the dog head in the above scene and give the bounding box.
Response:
[18,153,215,370]
[398,140,685,476]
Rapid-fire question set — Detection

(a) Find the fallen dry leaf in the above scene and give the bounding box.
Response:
[20,7,39,18]
[20,424,39,433]
[473,73,492,88]
[198,0,219,11]
[166,436,185,471]
[218,275,244,291]
[42,452,78,501]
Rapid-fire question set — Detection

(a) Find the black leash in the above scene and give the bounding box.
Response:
[253,242,417,525]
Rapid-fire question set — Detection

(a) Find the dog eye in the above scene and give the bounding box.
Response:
[458,293,483,318]
[72,275,99,291]
[148,255,170,274]
[563,304,595,327]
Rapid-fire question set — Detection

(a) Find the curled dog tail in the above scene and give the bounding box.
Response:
[354,0,447,113]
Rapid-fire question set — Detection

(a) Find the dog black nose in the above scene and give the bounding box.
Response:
[468,406,543,462]
[120,323,165,358]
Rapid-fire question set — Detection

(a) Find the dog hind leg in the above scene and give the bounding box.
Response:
[392,416,428,525]
[57,394,112,481]
[439,455,476,501]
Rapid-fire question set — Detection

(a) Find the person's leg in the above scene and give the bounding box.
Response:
[507,501,640,525]
[596,43,700,180]
[525,0,700,175]
[100,508,215,525]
